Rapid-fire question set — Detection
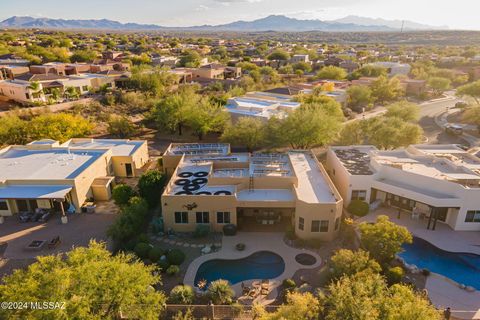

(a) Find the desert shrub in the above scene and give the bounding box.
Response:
[112,184,135,206]
[148,247,164,262]
[207,279,234,305]
[347,200,369,217]
[138,170,167,208]
[167,265,180,276]
[193,225,210,238]
[387,266,404,285]
[169,285,195,304]
[134,242,150,259]
[167,249,186,265]
[157,260,170,272]
[282,278,297,290]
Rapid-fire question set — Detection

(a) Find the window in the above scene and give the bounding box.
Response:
[174,211,188,224]
[0,200,8,211]
[196,212,209,224]
[298,217,304,231]
[311,220,320,232]
[320,220,329,232]
[351,190,367,201]
[82,85,89,91]
[335,217,340,231]
[465,210,480,223]
[217,212,230,224]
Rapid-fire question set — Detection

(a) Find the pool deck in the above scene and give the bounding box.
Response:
[358,208,480,319]
[183,232,322,303]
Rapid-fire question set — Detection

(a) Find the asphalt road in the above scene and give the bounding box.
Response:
[418,97,469,146]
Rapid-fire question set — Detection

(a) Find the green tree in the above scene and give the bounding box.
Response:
[178,50,202,68]
[207,280,235,305]
[0,241,165,320]
[267,49,290,61]
[370,76,404,103]
[346,85,373,111]
[221,117,267,152]
[0,115,28,145]
[457,80,480,105]
[359,215,412,264]
[337,121,366,146]
[138,170,166,208]
[112,184,135,206]
[316,66,347,80]
[384,101,420,122]
[184,99,229,140]
[255,292,321,320]
[462,106,480,127]
[107,116,137,138]
[330,249,381,280]
[64,86,80,100]
[169,285,195,304]
[281,106,342,149]
[28,113,93,142]
[366,117,423,150]
[428,77,451,96]
[347,200,370,217]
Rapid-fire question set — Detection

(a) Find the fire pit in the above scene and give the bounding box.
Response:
[25,240,47,251]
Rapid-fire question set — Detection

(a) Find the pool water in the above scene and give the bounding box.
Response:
[399,237,480,289]
[194,251,285,286]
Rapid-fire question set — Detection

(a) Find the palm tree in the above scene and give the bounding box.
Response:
[64,86,80,100]
[27,81,43,99]
[50,88,61,102]
[207,279,234,305]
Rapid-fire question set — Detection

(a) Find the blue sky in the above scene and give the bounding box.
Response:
[1,0,479,30]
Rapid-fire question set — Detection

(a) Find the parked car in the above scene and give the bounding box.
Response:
[445,123,463,135]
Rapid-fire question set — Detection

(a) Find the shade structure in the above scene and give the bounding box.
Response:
[0,185,72,200]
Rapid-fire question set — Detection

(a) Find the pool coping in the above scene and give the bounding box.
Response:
[183,232,322,301]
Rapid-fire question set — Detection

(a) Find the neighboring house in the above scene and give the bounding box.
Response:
[0,139,149,217]
[0,65,30,80]
[161,143,343,241]
[326,144,480,231]
[0,54,30,67]
[368,62,412,76]
[339,60,359,73]
[191,64,226,80]
[151,56,178,68]
[0,79,46,104]
[225,91,301,122]
[30,63,67,76]
[290,54,310,64]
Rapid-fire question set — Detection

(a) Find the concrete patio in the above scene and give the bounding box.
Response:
[0,201,118,260]
[183,232,322,303]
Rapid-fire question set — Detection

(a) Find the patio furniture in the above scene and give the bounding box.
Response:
[18,211,33,223]
[25,240,47,251]
[48,236,61,249]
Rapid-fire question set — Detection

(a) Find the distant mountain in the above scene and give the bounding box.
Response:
[0,16,163,30]
[0,15,446,32]
[332,15,448,30]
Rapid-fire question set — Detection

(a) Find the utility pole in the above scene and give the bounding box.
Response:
[401,20,405,33]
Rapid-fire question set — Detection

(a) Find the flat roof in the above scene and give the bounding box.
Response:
[0,185,72,200]
[0,147,106,180]
[333,147,375,175]
[62,139,143,156]
[166,143,230,156]
[289,152,337,203]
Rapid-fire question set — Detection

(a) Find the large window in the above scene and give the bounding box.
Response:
[0,200,8,211]
[351,190,367,201]
[217,212,230,224]
[311,220,329,232]
[298,217,304,231]
[465,210,480,223]
[196,212,209,224]
[174,211,188,224]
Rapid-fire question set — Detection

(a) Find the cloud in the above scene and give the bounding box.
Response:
[213,0,263,3]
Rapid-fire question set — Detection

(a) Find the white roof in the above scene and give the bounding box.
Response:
[0,147,106,180]
[62,139,143,156]
[0,185,72,199]
[289,152,337,203]
[237,189,295,202]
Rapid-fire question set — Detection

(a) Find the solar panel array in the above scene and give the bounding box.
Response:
[335,149,374,175]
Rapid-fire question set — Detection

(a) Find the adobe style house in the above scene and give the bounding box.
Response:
[161,143,343,241]
[0,139,149,217]
[326,144,480,231]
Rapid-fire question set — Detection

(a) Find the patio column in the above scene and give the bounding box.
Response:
[60,200,68,224]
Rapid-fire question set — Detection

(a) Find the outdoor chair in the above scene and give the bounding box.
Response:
[48,236,61,249]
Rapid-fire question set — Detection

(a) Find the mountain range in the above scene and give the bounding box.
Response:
[0,15,447,32]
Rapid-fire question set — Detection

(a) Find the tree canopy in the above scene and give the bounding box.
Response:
[0,241,165,320]
[221,117,267,152]
[316,66,347,80]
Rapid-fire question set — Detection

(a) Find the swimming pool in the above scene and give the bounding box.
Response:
[399,237,480,289]
[194,251,285,287]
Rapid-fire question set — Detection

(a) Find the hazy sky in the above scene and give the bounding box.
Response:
[1,0,479,30]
